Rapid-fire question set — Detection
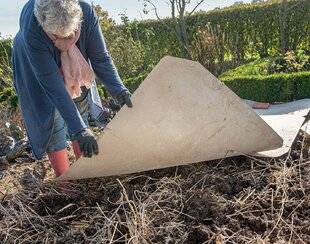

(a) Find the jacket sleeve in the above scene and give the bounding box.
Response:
[25,33,87,135]
[85,6,127,98]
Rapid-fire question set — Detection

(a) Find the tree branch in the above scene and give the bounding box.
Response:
[288,1,303,11]
[144,0,173,30]
[145,0,162,20]
[170,0,176,20]
[188,0,205,16]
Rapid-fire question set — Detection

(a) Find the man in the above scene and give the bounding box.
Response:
[12,0,132,177]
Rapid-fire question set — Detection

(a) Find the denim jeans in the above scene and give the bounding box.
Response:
[46,98,89,153]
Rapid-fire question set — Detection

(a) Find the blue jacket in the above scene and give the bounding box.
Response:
[12,0,127,159]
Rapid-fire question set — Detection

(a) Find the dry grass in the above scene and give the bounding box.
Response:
[0,132,309,243]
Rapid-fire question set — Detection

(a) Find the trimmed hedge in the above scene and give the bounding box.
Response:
[105,64,310,103]
[220,72,310,103]
[98,72,148,98]
[123,0,310,68]
[123,72,148,93]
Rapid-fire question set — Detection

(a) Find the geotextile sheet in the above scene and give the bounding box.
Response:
[60,57,284,180]
[248,99,310,157]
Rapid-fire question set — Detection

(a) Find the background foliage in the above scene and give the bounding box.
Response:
[98,0,310,100]
[109,0,309,77]
[0,0,309,108]
[221,71,310,102]
[0,38,15,108]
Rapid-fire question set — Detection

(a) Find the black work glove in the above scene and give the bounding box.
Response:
[72,129,99,158]
[115,90,133,108]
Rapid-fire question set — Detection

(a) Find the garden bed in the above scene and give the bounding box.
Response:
[0,130,309,243]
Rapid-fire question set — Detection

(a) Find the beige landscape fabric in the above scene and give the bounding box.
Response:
[60,56,283,180]
[249,100,310,157]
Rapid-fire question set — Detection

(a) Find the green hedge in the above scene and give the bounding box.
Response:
[123,0,310,67]
[123,72,148,93]
[98,72,148,98]
[0,38,12,81]
[0,86,18,108]
[221,72,310,103]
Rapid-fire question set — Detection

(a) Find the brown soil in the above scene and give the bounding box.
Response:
[0,131,309,243]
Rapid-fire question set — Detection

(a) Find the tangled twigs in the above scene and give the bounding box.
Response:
[0,132,309,243]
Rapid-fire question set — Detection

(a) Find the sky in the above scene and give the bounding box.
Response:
[0,0,252,37]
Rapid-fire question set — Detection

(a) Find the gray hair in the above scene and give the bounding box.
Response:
[34,0,83,37]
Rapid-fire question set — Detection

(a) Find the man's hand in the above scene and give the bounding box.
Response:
[72,129,99,158]
[116,90,133,108]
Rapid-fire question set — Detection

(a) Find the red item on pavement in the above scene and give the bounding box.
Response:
[252,102,271,109]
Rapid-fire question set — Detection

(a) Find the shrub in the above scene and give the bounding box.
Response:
[0,87,18,109]
[0,38,12,79]
[106,30,146,80]
[220,71,310,102]
[97,72,148,99]
[125,0,309,69]
[268,51,310,74]
[123,72,148,93]
[190,24,225,76]
[220,59,270,77]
